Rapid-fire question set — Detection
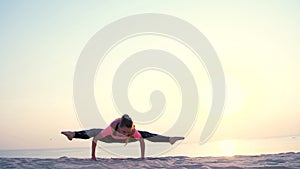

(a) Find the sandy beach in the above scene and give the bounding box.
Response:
[1,152,300,169]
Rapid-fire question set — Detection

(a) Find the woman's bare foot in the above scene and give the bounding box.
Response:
[169,137,184,145]
[61,131,75,141]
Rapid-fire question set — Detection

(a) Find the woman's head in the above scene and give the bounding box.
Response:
[120,114,133,128]
[118,114,134,136]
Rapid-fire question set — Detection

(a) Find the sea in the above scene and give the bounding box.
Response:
[1,136,300,158]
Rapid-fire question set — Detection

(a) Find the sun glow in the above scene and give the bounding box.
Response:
[219,140,236,157]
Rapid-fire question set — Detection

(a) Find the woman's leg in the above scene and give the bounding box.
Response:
[75,128,102,139]
[62,129,137,143]
[139,131,184,144]
[61,128,102,140]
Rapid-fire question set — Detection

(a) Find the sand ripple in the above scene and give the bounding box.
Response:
[1,152,299,169]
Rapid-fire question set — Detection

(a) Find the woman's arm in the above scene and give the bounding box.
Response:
[91,132,104,160]
[139,138,145,159]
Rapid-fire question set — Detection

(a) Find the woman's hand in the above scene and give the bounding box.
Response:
[139,138,145,159]
[91,140,97,160]
[91,132,104,161]
[91,155,97,161]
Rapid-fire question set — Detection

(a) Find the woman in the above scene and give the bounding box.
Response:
[61,114,184,160]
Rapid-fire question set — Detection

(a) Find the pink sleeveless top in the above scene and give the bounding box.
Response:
[100,118,142,140]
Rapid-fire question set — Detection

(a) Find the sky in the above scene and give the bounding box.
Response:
[0,0,300,155]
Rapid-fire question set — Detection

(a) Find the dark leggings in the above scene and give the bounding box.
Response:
[74,128,170,143]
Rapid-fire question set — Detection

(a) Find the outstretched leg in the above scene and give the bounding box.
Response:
[139,131,184,145]
[61,128,102,140]
[61,129,135,143]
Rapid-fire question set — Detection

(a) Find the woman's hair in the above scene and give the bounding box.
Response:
[119,114,133,128]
